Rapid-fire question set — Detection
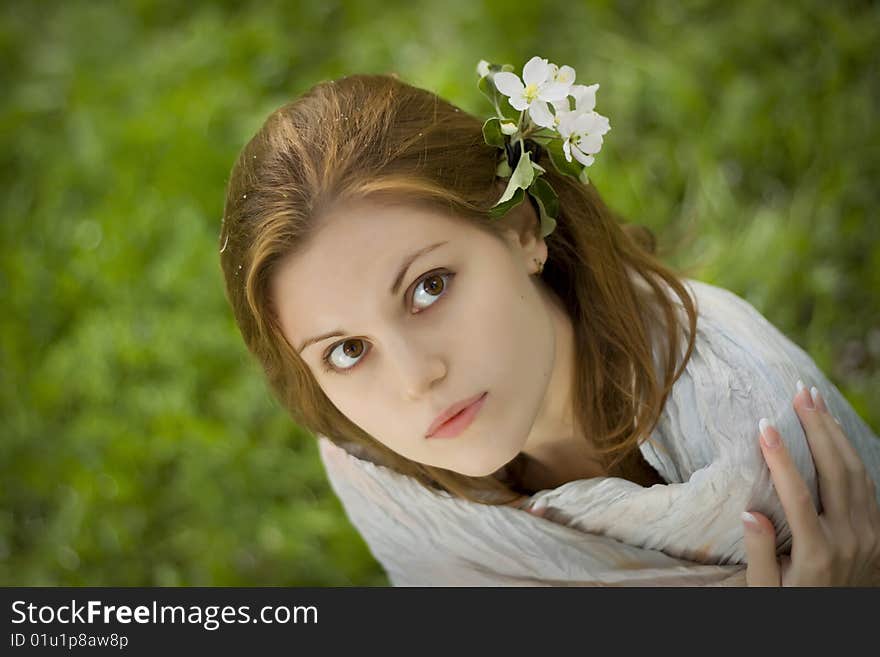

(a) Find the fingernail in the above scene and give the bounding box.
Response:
[759,417,779,449]
[810,386,823,411]
[530,497,548,513]
[741,511,762,533]
[797,380,814,409]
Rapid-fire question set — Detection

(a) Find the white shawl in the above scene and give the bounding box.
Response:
[317,278,880,586]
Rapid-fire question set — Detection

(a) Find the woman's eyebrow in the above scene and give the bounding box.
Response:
[297,239,450,354]
[389,240,449,295]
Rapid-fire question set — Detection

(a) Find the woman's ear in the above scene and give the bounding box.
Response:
[492,180,547,265]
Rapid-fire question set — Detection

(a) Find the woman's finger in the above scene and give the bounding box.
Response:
[792,381,850,519]
[809,385,872,515]
[758,417,825,547]
[742,511,780,586]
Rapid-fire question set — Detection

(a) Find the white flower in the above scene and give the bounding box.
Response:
[548,63,576,86]
[551,83,600,129]
[557,110,611,167]
[569,83,599,113]
[493,56,572,129]
[500,121,518,135]
[476,59,491,78]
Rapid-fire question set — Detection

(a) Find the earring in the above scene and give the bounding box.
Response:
[533,258,544,275]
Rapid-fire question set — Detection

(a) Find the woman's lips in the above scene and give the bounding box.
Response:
[426,392,488,439]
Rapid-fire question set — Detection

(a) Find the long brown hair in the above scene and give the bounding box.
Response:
[219,73,697,505]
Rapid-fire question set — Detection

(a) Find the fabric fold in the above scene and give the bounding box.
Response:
[317,278,880,585]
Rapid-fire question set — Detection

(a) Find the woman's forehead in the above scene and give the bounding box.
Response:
[272,210,463,315]
[303,201,470,258]
[319,196,464,229]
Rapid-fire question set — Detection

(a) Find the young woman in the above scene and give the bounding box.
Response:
[218,70,880,586]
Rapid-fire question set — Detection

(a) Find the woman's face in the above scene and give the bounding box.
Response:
[270,194,569,477]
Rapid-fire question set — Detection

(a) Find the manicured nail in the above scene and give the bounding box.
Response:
[741,511,762,533]
[530,497,548,513]
[759,417,779,449]
[797,380,813,409]
[811,386,829,413]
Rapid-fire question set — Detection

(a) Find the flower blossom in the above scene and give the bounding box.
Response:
[556,109,611,167]
[548,62,576,86]
[493,56,571,128]
[548,83,599,130]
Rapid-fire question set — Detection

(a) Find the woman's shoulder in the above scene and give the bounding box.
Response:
[638,276,816,480]
[642,274,811,378]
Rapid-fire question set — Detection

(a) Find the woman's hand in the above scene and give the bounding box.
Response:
[742,381,880,586]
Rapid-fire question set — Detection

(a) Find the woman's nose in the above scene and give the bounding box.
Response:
[388,337,447,399]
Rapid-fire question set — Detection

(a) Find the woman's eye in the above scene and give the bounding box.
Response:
[412,271,450,311]
[321,270,454,375]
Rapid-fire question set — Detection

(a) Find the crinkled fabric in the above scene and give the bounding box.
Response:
[317,278,880,586]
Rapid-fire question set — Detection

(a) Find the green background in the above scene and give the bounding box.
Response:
[2,0,877,585]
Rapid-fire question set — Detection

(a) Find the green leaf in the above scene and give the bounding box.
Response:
[482,117,506,148]
[527,177,559,238]
[494,149,535,205]
[528,128,558,141]
[546,138,584,181]
[529,176,559,219]
[488,186,526,218]
[477,73,498,106]
[495,158,512,178]
[477,64,518,122]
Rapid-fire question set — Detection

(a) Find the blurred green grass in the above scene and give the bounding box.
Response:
[1,0,877,585]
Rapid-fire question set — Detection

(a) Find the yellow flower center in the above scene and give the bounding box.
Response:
[524,83,539,102]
